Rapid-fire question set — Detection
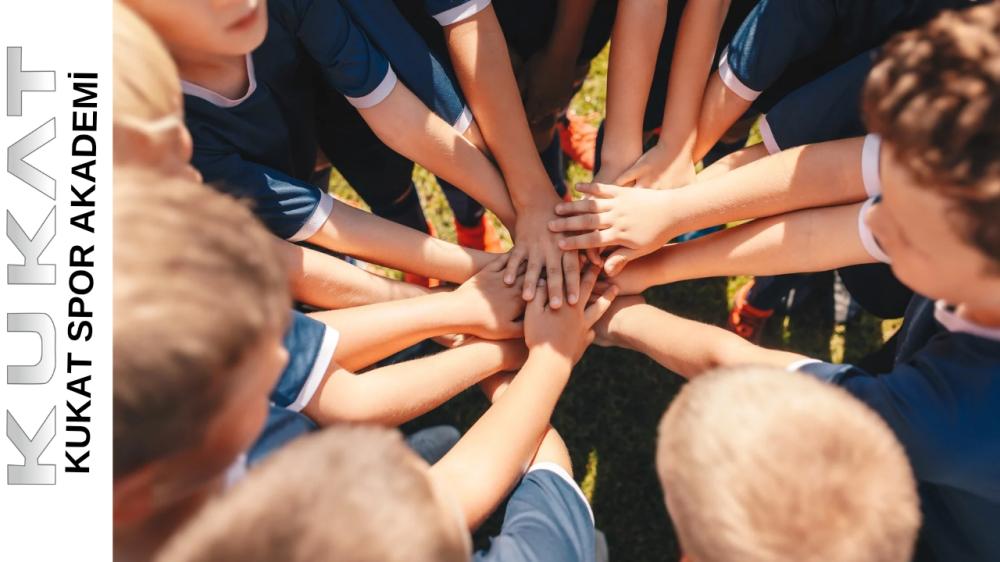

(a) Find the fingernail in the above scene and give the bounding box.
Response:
[558,240,566,249]
[568,294,578,305]
[550,297,562,308]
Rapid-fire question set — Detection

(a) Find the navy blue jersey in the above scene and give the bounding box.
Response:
[719,0,985,103]
[183,0,468,240]
[475,463,596,562]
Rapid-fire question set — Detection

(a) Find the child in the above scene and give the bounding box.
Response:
[657,366,920,562]
[123,0,514,284]
[112,1,468,309]
[156,269,619,562]
[590,6,1000,559]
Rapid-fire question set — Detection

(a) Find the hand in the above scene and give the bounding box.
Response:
[524,264,619,364]
[455,255,526,339]
[504,202,581,309]
[614,142,697,190]
[549,182,679,276]
[593,295,646,347]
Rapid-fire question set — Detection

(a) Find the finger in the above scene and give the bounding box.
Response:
[585,330,596,347]
[489,252,511,272]
[613,166,640,186]
[586,247,604,267]
[544,248,565,309]
[504,246,527,285]
[579,264,601,304]
[563,251,582,305]
[554,197,610,216]
[575,182,618,199]
[558,230,617,251]
[522,249,544,301]
[604,247,639,277]
[548,213,611,233]
[584,285,620,326]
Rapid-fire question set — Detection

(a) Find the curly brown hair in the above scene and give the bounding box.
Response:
[863,2,1000,263]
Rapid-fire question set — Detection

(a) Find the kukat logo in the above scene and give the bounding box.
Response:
[5,46,98,485]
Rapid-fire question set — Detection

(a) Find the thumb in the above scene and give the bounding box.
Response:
[613,163,641,187]
[604,248,640,277]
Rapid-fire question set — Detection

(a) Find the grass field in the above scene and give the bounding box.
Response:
[330,46,893,561]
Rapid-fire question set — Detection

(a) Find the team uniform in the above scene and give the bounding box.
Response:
[183,0,470,240]
[788,134,1000,562]
[475,463,597,562]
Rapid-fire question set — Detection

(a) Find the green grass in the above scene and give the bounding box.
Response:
[330,45,892,561]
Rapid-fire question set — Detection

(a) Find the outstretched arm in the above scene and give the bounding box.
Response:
[442,5,581,309]
[596,0,668,182]
[611,0,728,188]
[309,257,525,372]
[596,298,807,377]
[358,80,517,227]
[302,339,526,426]
[282,242,431,309]
[612,201,878,294]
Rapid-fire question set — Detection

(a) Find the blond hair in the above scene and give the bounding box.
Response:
[657,367,919,562]
[113,1,181,122]
[157,426,469,562]
[113,167,289,478]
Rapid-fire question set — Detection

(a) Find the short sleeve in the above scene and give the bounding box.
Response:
[858,197,891,264]
[719,0,837,100]
[271,311,340,413]
[193,150,335,241]
[474,463,596,562]
[281,0,398,107]
[425,0,491,26]
[248,406,319,465]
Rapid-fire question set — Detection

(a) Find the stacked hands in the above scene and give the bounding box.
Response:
[455,252,620,368]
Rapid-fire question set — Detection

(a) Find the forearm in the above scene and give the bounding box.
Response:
[283,242,429,309]
[431,348,573,528]
[693,73,752,161]
[668,137,869,235]
[656,0,730,166]
[308,292,476,372]
[358,82,517,226]
[479,374,571,473]
[304,340,520,426]
[308,202,492,283]
[616,203,877,292]
[608,304,806,376]
[443,6,555,207]
[601,0,668,170]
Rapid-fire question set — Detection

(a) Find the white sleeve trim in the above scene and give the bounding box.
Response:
[718,48,761,102]
[288,191,335,242]
[527,462,595,525]
[861,134,883,197]
[858,198,891,264]
[432,0,491,26]
[181,55,258,108]
[345,66,398,109]
[786,358,823,372]
[223,453,249,489]
[286,325,340,413]
[453,106,474,134]
[759,115,781,154]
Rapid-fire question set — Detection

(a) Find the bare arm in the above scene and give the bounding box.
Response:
[552,137,871,273]
[281,242,430,309]
[612,202,877,294]
[597,0,668,181]
[443,6,581,309]
[611,0,728,188]
[480,374,572,473]
[308,201,493,284]
[597,299,807,377]
[692,70,754,161]
[357,79,517,227]
[303,339,526,426]
[309,257,524,372]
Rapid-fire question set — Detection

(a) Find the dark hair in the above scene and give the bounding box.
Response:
[863,3,1000,263]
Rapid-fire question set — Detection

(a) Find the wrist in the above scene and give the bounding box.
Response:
[439,292,481,334]
[527,344,576,371]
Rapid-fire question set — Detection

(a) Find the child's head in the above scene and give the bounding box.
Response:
[657,367,919,562]
[121,0,267,58]
[862,3,1000,309]
[114,168,290,528]
[156,425,471,562]
[113,2,200,181]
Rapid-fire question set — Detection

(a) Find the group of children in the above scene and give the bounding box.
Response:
[111,0,1000,560]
